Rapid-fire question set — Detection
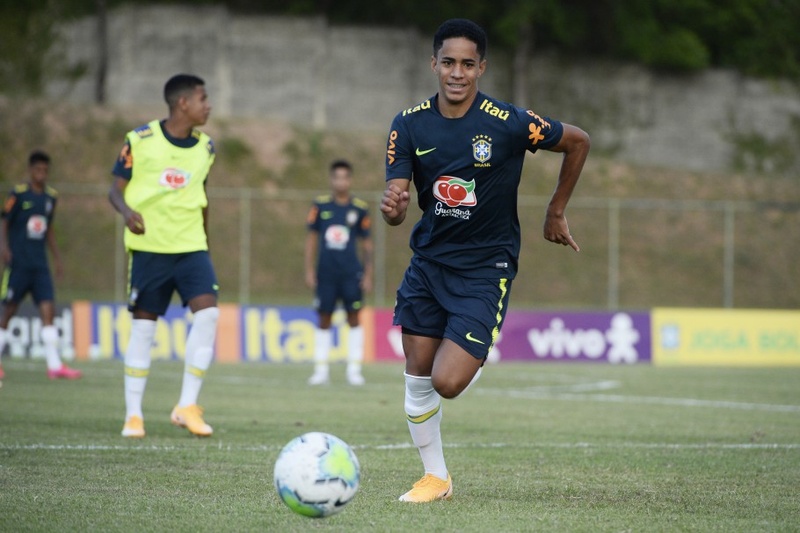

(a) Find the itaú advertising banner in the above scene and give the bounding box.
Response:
[373,309,652,364]
[653,308,800,366]
[72,301,374,363]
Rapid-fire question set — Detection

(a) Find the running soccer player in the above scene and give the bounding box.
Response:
[109,73,219,438]
[0,150,82,380]
[304,159,373,386]
[380,19,590,502]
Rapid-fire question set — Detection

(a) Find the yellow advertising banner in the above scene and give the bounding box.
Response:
[652,308,800,366]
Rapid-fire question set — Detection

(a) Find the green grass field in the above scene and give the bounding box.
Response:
[1,359,798,532]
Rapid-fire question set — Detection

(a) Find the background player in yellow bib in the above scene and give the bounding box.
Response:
[109,74,220,438]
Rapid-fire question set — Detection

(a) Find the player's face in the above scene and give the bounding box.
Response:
[432,37,486,113]
[184,85,212,126]
[330,168,352,195]
[29,162,49,186]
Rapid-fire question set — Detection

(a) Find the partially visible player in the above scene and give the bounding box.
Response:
[0,150,82,380]
[305,159,373,386]
[109,73,219,438]
[381,19,590,502]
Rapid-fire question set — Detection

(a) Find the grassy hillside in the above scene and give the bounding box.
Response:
[1,98,798,309]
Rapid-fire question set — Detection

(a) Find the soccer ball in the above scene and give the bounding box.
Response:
[273,432,360,518]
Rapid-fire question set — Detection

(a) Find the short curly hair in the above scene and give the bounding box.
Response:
[433,19,488,60]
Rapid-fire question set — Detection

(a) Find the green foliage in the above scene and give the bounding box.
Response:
[1,360,799,531]
[2,0,800,83]
[216,136,253,167]
[280,128,333,183]
[0,2,57,94]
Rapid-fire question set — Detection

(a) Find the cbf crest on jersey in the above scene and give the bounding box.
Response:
[472,134,492,166]
[346,209,358,226]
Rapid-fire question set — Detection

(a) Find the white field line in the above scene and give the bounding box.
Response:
[477,386,800,413]
[1,441,799,453]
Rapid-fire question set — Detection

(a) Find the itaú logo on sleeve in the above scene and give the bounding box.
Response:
[159,168,191,189]
[433,176,477,207]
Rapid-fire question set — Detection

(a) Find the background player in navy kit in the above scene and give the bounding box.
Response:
[305,159,373,386]
[380,19,590,502]
[0,151,82,380]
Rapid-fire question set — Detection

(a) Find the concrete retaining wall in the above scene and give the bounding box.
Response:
[48,5,800,173]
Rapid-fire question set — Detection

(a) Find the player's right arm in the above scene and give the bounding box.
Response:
[304,204,319,289]
[0,190,17,265]
[304,230,318,289]
[108,140,145,234]
[382,115,413,226]
[0,218,10,265]
[108,177,145,234]
[381,179,411,226]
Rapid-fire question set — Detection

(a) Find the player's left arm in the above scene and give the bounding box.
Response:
[543,123,591,252]
[203,180,210,249]
[359,233,374,294]
[45,205,64,279]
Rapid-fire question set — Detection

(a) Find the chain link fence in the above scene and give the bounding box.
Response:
[55,184,799,310]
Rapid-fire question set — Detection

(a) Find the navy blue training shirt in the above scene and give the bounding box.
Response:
[2,184,57,269]
[385,92,564,279]
[307,195,371,280]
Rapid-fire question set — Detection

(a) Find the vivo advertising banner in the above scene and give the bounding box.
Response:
[373,309,652,364]
[652,308,800,366]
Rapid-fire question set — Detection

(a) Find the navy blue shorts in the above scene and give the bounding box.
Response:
[128,250,218,316]
[315,274,363,314]
[393,257,512,360]
[1,265,54,305]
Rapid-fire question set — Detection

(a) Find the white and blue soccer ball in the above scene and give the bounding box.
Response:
[273,432,360,518]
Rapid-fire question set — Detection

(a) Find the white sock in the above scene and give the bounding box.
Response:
[41,325,61,371]
[461,366,483,395]
[178,307,219,408]
[347,325,364,375]
[313,328,332,374]
[124,319,156,419]
[0,327,7,364]
[404,373,447,480]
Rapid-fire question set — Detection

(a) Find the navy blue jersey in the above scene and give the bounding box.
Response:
[1,184,57,269]
[385,92,564,279]
[307,196,371,280]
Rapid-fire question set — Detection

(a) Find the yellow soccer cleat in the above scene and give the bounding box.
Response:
[398,473,453,502]
[121,415,145,438]
[170,404,213,437]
